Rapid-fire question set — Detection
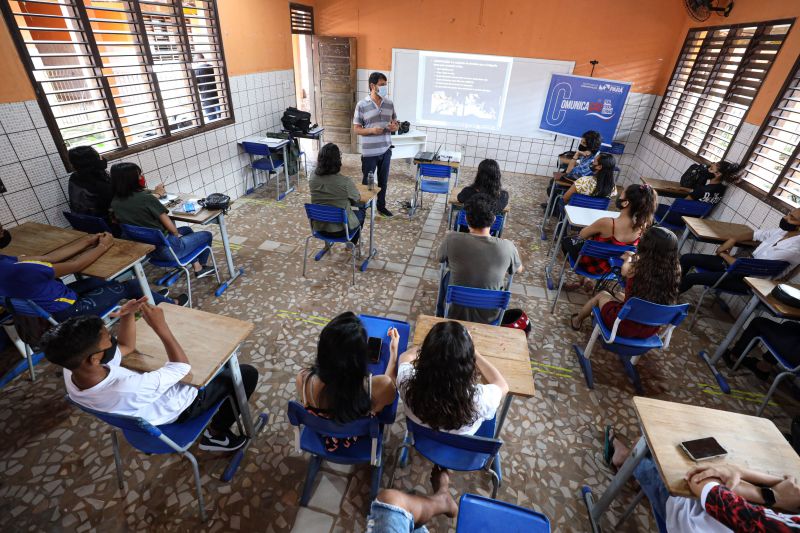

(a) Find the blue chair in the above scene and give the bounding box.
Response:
[392,417,503,498]
[548,194,612,256]
[241,141,290,200]
[688,259,790,329]
[436,260,515,320]
[573,298,689,393]
[63,211,113,234]
[120,224,220,309]
[551,240,636,313]
[654,199,714,232]
[454,209,506,237]
[66,395,235,521]
[413,163,453,214]
[456,493,551,532]
[302,203,362,285]
[287,401,387,506]
[444,285,511,326]
[732,334,800,417]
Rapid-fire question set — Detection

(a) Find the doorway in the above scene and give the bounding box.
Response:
[292,33,315,117]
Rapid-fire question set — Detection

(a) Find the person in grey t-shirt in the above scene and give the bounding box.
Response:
[438,193,523,324]
[353,71,399,217]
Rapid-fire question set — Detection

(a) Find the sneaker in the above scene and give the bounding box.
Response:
[378,207,394,217]
[198,429,246,452]
[194,266,216,279]
[175,293,190,307]
[157,288,170,298]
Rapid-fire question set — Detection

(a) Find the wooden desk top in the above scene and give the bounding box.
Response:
[165,193,224,224]
[682,217,756,246]
[355,183,381,205]
[634,397,800,497]
[80,238,154,280]
[564,205,619,228]
[412,314,534,398]
[641,176,692,197]
[3,222,83,257]
[745,277,800,319]
[122,303,255,388]
[449,186,511,213]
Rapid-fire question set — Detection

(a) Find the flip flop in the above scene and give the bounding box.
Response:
[602,425,616,468]
[569,313,582,331]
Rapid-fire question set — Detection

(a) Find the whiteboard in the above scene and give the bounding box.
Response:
[391,48,574,140]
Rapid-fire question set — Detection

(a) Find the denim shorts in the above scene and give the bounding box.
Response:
[365,500,429,533]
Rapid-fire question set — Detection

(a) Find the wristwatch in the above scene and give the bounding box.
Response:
[761,486,776,507]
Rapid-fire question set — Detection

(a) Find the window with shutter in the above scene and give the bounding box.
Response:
[651,19,793,163]
[289,3,312,35]
[0,0,234,165]
[740,55,800,209]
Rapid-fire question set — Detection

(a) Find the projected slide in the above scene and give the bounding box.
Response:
[418,52,512,131]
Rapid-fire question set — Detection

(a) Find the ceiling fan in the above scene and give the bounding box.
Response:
[684,0,735,22]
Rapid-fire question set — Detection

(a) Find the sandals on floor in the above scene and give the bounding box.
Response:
[603,424,617,471]
[569,313,582,331]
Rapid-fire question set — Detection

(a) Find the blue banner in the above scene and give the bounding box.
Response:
[539,74,631,144]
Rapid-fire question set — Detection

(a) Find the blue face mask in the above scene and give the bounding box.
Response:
[376,85,388,98]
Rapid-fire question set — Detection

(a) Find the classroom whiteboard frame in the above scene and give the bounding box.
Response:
[390,48,575,140]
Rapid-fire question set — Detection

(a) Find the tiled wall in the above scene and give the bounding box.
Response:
[356,68,656,178]
[0,69,296,229]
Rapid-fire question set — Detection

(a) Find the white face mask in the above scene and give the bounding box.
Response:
[376,85,388,98]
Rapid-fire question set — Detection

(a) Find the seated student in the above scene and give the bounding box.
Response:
[391,320,509,436]
[110,162,215,278]
[40,299,259,451]
[309,143,366,245]
[67,146,114,219]
[437,193,523,324]
[655,161,742,225]
[679,207,800,294]
[366,466,458,533]
[721,316,800,381]
[456,159,509,213]
[541,130,602,209]
[562,153,618,204]
[0,224,180,320]
[570,226,681,338]
[560,183,658,292]
[295,312,398,451]
[605,433,800,531]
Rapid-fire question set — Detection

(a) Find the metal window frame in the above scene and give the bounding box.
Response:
[0,0,235,170]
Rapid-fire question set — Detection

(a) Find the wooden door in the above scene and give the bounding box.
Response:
[312,36,357,153]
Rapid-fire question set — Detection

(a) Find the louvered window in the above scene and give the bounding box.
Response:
[652,19,792,163]
[740,56,800,208]
[1,0,233,164]
[289,3,312,35]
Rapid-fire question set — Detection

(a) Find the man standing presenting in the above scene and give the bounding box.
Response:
[353,72,399,217]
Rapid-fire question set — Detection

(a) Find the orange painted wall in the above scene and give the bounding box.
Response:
[0,0,296,104]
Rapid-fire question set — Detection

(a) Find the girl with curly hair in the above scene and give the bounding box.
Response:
[569,226,681,338]
[392,321,508,435]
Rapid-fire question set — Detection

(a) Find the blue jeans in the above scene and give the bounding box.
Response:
[152,227,212,266]
[362,148,392,210]
[634,457,669,527]
[365,501,428,533]
[54,277,171,321]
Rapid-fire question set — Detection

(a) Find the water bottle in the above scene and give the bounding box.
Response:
[368,169,376,191]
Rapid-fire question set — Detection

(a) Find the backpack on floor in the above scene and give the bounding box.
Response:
[501,309,531,336]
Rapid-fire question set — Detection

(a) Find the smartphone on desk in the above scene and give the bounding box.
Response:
[680,437,727,462]
[367,337,383,364]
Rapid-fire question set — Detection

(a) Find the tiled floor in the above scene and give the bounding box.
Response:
[1,155,798,532]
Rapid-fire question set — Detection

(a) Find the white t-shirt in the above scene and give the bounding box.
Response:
[396,361,502,435]
[64,347,198,426]
[666,482,731,533]
[752,228,800,274]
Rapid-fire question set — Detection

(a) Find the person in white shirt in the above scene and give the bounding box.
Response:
[679,207,800,293]
[40,298,258,452]
[390,320,508,436]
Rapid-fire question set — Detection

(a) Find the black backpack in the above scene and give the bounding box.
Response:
[281,107,311,134]
[680,163,711,189]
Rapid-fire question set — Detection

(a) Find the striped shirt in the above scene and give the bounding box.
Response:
[353,96,396,157]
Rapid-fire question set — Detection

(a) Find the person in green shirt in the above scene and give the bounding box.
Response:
[309,143,365,244]
[110,162,215,278]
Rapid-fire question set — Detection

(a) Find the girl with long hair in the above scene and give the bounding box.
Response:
[67,145,113,218]
[570,226,681,338]
[562,153,617,203]
[392,321,508,435]
[456,159,509,213]
[296,312,398,450]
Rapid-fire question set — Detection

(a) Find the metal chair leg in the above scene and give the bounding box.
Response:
[208,247,222,285]
[24,344,36,382]
[110,430,125,490]
[184,267,194,308]
[688,287,711,330]
[184,451,207,521]
[550,257,569,314]
[303,236,311,277]
[300,455,323,506]
[757,371,790,417]
[348,243,356,285]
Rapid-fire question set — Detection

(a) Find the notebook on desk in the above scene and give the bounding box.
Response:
[416,144,443,162]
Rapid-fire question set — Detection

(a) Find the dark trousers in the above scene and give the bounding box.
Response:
[54,278,171,321]
[318,208,366,245]
[678,253,747,294]
[177,365,259,433]
[731,316,800,366]
[361,148,392,210]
